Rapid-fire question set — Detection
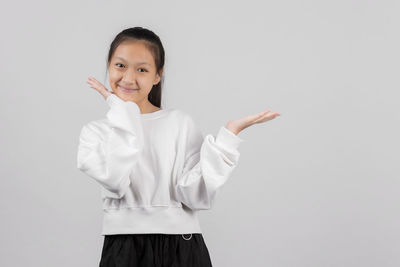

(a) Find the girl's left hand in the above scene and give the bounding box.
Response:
[225,108,281,135]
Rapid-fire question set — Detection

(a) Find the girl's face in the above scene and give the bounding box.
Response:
[108,40,162,104]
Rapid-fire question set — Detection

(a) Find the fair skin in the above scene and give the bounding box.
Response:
[87,40,163,114]
[86,40,281,136]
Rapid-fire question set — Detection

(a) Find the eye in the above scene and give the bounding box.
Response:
[138,68,148,72]
[115,63,125,68]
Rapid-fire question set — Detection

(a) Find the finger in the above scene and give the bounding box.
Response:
[87,78,106,92]
[86,81,96,88]
[254,109,270,119]
[261,109,270,115]
[264,112,280,119]
[87,81,100,90]
[87,77,101,86]
[93,80,106,90]
[252,111,278,123]
[90,79,101,86]
[258,112,281,123]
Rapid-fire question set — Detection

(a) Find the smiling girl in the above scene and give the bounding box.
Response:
[77,26,280,267]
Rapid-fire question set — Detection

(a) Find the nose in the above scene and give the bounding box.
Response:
[121,67,137,85]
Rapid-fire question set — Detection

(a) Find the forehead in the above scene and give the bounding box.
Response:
[112,41,155,66]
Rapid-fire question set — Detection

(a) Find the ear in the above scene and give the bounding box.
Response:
[154,68,164,85]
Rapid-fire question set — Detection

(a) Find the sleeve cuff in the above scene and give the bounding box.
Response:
[215,126,244,150]
[106,93,125,108]
[101,176,131,199]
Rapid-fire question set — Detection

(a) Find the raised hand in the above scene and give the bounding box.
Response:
[86,76,113,100]
[225,108,281,135]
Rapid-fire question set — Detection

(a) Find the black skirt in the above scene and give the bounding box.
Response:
[99,233,213,267]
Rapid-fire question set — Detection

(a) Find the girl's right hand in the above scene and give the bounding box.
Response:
[86,76,112,100]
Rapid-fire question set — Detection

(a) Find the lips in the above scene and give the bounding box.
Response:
[118,85,139,93]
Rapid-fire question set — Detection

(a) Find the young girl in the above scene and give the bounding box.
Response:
[77,27,280,267]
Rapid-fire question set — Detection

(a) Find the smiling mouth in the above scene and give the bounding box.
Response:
[118,85,139,92]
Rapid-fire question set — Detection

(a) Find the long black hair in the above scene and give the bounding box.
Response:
[105,27,165,108]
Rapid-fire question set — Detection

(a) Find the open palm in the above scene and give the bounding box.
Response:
[226,108,281,135]
[86,76,113,100]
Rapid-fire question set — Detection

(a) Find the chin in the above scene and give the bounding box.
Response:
[119,93,138,102]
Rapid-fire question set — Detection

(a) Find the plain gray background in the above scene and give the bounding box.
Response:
[1,0,399,266]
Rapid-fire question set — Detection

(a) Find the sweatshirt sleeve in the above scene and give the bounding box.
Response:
[77,94,144,199]
[174,115,244,210]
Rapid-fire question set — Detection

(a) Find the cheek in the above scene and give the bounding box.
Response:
[109,72,123,85]
[108,71,117,82]
[137,77,153,88]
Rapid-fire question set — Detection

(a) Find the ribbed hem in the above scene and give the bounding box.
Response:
[101,206,203,235]
[215,126,244,150]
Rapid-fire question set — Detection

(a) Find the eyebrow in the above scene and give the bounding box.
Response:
[114,56,151,66]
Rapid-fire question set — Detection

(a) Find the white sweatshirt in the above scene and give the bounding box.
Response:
[77,94,244,235]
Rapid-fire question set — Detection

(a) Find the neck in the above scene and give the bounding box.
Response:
[136,99,160,114]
